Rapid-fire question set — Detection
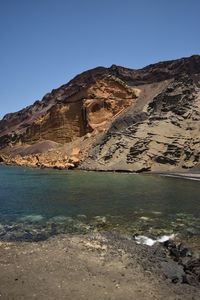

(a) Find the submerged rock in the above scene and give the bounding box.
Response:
[76,214,87,221]
[92,216,107,228]
[19,215,44,223]
[140,216,150,221]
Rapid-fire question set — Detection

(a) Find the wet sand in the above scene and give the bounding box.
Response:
[0,232,199,300]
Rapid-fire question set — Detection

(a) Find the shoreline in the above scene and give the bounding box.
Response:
[0,231,199,299]
[146,171,200,181]
[1,162,200,182]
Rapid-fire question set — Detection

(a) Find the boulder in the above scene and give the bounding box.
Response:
[0,154,6,162]
[160,261,186,283]
[68,156,79,166]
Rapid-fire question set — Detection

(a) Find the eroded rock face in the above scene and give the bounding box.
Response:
[23,77,138,144]
[0,75,138,148]
[83,73,200,172]
[1,146,82,170]
[1,55,200,171]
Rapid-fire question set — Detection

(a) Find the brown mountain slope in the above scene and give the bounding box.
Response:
[1,55,200,171]
[0,68,139,149]
[82,74,200,172]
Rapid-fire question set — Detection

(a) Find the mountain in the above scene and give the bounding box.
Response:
[1,55,200,172]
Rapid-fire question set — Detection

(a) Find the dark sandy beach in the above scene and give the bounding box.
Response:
[151,172,200,181]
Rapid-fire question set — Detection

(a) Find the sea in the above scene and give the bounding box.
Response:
[0,165,200,247]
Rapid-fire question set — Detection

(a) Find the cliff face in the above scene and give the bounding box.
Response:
[24,77,139,144]
[1,55,200,172]
[83,74,200,172]
[0,68,138,149]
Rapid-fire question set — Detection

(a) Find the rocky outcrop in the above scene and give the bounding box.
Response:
[82,63,200,172]
[1,146,82,170]
[1,55,200,171]
[24,77,139,144]
[0,74,138,149]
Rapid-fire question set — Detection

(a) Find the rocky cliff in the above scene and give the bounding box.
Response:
[1,55,200,172]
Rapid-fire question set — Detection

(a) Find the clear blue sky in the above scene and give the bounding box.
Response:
[0,0,200,119]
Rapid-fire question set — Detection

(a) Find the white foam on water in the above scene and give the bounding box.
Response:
[135,234,175,246]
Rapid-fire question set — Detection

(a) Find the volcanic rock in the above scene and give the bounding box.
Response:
[1,55,200,171]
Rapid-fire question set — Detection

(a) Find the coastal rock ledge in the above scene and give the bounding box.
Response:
[1,55,200,172]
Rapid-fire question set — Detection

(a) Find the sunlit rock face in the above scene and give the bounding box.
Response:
[83,74,200,172]
[0,67,138,148]
[82,56,200,172]
[24,76,139,144]
[1,55,200,172]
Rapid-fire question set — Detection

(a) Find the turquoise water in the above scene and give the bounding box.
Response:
[0,165,200,242]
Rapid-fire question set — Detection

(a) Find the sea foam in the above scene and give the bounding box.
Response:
[135,234,175,246]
